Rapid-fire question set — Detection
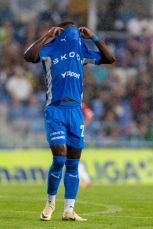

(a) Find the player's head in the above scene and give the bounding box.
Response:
[57,20,80,40]
[57,20,77,29]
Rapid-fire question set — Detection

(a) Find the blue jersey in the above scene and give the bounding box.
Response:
[39,26,101,105]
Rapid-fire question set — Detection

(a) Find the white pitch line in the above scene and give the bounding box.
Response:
[0,196,123,215]
[67,200,123,215]
[0,196,121,210]
[1,199,123,217]
[2,209,153,220]
[80,204,123,216]
[102,215,153,219]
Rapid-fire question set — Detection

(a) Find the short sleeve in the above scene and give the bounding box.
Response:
[81,39,102,65]
[39,42,52,60]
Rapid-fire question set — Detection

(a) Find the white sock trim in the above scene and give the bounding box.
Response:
[64,199,75,212]
[47,194,56,204]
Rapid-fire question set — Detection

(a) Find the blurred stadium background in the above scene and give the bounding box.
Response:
[0,0,153,148]
[0,0,153,185]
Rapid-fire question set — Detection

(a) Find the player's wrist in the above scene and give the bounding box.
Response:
[46,32,54,38]
[91,34,98,42]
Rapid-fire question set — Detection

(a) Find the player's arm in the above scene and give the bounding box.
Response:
[79,27,116,64]
[24,27,63,63]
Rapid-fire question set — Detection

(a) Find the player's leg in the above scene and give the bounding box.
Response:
[47,145,67,203]
[40,144,67,221]
[64,145,81,211]
[62,145,87,221]
[79,161,92,188]
[40,105,67,220]
[62,105,86,221]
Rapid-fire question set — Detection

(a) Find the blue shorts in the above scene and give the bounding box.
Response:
[44,101,84,149]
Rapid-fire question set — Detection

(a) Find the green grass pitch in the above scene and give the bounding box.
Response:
[1,148,153,228]
[1,184,153,229]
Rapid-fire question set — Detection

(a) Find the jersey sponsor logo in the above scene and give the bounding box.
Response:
[52,52,83,65]
[61,71,80,79]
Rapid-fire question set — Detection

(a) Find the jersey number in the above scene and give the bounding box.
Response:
[80,125,84,137]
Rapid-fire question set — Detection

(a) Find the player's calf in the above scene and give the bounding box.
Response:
[40,155,66,221]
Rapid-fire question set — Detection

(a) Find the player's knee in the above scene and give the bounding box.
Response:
[51,156,66,171]
[65,158,80,175]
[67,145,82,159]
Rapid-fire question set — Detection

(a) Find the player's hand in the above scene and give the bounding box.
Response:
[47,27,64,38]
[79,27,94,39]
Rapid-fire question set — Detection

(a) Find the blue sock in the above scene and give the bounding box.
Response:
[64,158,80,199]
[47,156,66,195]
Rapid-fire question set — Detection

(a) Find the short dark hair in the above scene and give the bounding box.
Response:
[58,20,77,28]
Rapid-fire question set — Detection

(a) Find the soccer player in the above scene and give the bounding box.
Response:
[24,21,115,222]
[82,102,94,126]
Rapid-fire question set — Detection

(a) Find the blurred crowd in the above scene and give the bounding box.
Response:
[0,3,152,147]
